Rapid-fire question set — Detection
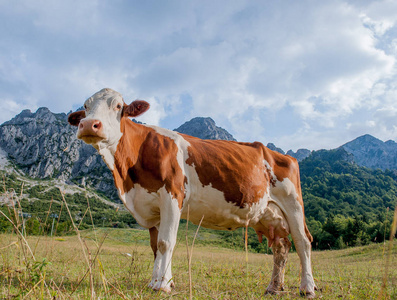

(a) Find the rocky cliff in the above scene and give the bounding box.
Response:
[0,108,117,199]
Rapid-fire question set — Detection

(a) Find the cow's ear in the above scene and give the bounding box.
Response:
[122,100,150,117]
[68,111,86,126]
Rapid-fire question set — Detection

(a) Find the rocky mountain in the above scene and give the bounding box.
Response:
[174,117,236,141]
[0,108,117,200]
[341,134,397,170]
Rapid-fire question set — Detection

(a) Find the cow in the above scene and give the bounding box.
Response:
[68,88,316,298]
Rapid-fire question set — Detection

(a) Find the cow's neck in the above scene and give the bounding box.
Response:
[94,118,143,171]
[95,129,122,171]
[108,118,151,194]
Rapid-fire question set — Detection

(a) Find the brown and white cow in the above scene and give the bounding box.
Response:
[68,88,316,297]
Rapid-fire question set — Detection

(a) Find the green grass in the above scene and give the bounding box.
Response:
[0,228,396,299]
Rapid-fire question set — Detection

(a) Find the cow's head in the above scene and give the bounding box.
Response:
[68,88,149,148]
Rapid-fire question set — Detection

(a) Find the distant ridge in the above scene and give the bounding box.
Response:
[267,143,311,162]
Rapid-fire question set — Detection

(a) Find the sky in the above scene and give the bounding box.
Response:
[1,0,397,152]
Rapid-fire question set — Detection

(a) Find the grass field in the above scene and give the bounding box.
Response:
[0,227,396,299]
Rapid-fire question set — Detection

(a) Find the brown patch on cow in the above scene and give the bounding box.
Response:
[112,118,186,209]
[183,135,267,208]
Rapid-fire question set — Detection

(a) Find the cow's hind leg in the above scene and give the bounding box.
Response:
[149,227,158,260]
[148,226,160,289]
[266,237,291,295]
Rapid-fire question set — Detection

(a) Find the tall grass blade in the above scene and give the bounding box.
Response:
[379,203,397,299]
[0,210,35,261]
[58,188,95,299]
[185,205,204,300]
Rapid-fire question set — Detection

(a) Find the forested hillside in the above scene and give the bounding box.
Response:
[300,148,397,250]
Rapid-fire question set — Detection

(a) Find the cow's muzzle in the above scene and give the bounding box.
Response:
[77,119,106,143]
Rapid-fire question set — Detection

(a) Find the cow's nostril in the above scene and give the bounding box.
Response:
[93,121,101,130]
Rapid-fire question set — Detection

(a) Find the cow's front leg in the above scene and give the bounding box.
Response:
[150,190,181,293]
[283,202,316,298]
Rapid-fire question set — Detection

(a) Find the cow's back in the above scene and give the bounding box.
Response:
[183,136,269,206]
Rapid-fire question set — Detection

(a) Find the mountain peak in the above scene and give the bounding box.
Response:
[2,107,59,126]
[345,134,383,146]
[36,107,52,115]
[342,134,397,170]
[175,117,236,141]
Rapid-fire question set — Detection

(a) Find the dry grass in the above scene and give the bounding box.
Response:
[1,182,396,299]
[0,227,396,299]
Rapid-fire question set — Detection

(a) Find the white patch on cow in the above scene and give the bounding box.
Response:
[271,177,298,203]
[263,159,277,183]
[97,144,117,170]
[180,169,270,230]
[118,184,160,229]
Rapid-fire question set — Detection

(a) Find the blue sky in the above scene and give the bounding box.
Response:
[1,0,397,151]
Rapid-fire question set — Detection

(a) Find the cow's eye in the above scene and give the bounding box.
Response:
[84,104,87,110]
[116,104,122,110]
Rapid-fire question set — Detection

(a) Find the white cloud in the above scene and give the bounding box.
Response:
[1,0,397,151]
[0,98,36,124]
